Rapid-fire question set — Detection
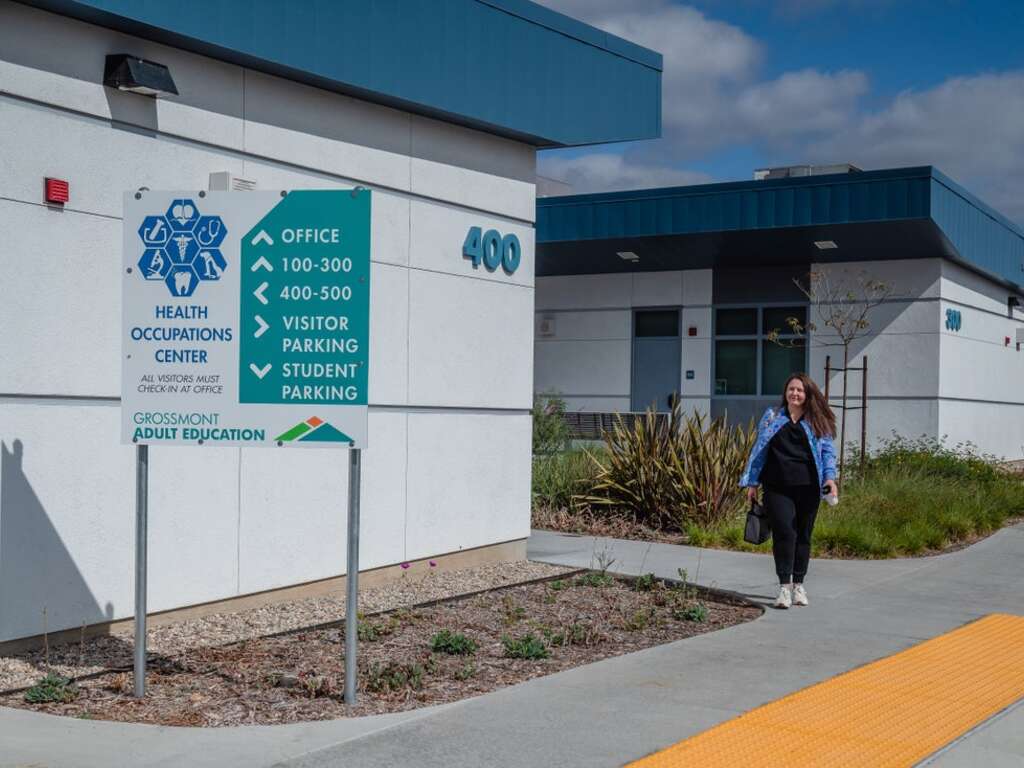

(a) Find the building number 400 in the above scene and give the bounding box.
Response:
[463,227,521,274]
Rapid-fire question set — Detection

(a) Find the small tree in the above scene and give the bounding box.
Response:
[532,391,571,455]
[768,269,892,483]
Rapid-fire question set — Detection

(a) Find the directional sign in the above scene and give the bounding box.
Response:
[122,190,370,448]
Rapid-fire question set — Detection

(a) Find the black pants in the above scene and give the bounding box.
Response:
[764,485,820,583]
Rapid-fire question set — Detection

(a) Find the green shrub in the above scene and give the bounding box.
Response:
[673,603,709,623]
[365,660,427,693]
[502,633,549,659]
[532,449,599,509]
[430,629,478,656]
[576,401,755,530]
[454,662,477,680]
[357,613,397,642]
[634,573,657,592]
[851,434,1001,484]
[543,621,591,647]
[622,608,654,631]
[575,571,614,588]
[24,673,78,704]
[670,412,758,528]
[533,392,571,455]
[684,441,1024,558]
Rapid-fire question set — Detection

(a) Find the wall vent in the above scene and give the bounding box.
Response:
[209,171,257,192]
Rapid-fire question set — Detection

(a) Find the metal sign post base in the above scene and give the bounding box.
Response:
[344,448,362,705]
[134,444,149,698]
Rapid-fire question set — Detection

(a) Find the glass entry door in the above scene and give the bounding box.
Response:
[631,309,681,412]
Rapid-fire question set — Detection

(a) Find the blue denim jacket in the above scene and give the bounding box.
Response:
[739,407,837,488]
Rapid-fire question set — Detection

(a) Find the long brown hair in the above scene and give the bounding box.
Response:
[780,373,836,438]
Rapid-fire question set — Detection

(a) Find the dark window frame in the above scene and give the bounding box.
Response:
[712,303,810,398]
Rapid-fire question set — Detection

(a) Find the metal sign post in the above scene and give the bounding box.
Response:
[134,444,149,698]
[344,449,362,705]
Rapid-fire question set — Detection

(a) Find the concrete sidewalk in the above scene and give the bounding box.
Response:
[2,525,1023,768]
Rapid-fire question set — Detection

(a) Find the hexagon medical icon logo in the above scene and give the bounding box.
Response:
[136,199,228,297]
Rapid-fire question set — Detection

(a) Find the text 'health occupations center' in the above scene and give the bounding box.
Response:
[535,165,1024,461]
[0,0,662,647]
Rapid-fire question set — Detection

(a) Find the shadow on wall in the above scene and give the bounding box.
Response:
[1,440,113,644]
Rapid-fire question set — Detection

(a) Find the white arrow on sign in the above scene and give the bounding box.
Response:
[251,230,274,247]
[253,281,269,305]
[251,255,273,272]
[254,315,270,338]
[249,362,272,379]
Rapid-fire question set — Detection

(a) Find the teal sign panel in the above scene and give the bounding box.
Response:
[239,191,371,408]
[122,189,370,449]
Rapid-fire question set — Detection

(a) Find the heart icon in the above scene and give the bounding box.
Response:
[172,203,195,225]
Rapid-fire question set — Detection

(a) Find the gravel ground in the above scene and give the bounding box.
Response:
[0,560,572,692]
[0,573,760,725]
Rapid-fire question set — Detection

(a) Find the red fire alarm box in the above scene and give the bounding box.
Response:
[688,326,698,337]
[45,178,69,205]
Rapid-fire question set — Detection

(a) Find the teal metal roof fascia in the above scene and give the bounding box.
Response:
[930,170,1024,292]
[537,166,1024,290]
[20,0,662,148]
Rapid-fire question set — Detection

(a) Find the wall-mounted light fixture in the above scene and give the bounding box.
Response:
[813,240,838,250]
[104,54,178,97]
[616,251,640,262]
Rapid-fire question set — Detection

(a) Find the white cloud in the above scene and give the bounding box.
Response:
[807,72,1024,221]
[735,69,868,139]
[537,0,870,193]
[540,153,712,194]
[539,0,864,152]
[535,2,1024,222]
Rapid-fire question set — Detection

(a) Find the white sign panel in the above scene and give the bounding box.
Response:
[121,190,370,448]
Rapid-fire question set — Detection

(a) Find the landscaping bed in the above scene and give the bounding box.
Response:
[0,571,759,725]
[533,417,1024,559]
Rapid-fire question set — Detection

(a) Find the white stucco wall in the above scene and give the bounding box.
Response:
[0,2,535,642]
[534,270,712,415]
[936,261,1024,459]
[535,257,1023,461]
[809,259,1024,459]
[808,260,943,454]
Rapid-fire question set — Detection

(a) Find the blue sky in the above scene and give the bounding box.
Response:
[536,0,1024,223]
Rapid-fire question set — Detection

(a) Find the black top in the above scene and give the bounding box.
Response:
[761,414,816,487]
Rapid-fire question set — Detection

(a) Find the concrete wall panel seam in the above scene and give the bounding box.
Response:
[0,91,537,225]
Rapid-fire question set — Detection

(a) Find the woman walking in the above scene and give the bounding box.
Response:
[740,373,838,609]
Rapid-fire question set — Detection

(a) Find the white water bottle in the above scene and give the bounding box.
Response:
[822,485,839,507]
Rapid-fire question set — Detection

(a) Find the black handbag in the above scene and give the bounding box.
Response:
[743,498,771,545]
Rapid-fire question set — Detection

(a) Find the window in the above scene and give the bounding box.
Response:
[762,339,807,395]
[763,306,807,336]
[635,310,679,337]
[715,340,757,395]
[715,308,757,335]
[713,305,808,397]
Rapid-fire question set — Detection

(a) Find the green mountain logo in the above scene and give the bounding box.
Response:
[275,416,353,444]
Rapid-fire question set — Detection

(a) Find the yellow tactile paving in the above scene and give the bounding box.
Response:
[628,613,1024,768]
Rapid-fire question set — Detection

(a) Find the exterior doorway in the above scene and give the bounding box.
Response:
[631,309,681,412]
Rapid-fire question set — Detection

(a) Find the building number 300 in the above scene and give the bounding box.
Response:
[463,227,521,274]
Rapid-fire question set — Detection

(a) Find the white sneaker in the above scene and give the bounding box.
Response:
[774,585,792,609]
[792,584,808,606]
